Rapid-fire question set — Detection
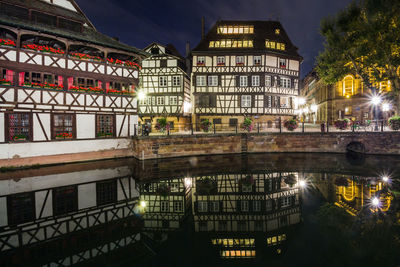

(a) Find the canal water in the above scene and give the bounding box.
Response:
[0,153,399,267]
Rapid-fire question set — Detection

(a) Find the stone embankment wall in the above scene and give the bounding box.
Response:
[132,132,400,160]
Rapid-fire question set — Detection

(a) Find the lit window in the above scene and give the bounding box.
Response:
[209,41,215,48]
[196,76,206,86]
[252,76,260,86]
[217,26,254,34]
[254,56,261,65]
[173,201,183,212]
[208,75,218,86]
[345,106,352,115]
[172,76,181,86]
[241,95,251,107]
[267,234,286,246]
[209,39,253,48]
[217,56,225,66]
[276,43,285,50]
[236,56,244,65]
[265,40,276,49]
[160,201,169,212]
[170,96,177,105]
[210,201,219,212]
[343,75,353,96]
[239,76,248,87]
[159,76,167,87]
[241,200,249,211]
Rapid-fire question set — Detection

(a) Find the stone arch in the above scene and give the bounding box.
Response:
[68,44,104,58]
[346,141,365,154]
[0,27,17,40]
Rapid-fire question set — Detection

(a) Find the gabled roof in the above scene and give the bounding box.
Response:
[144,42,184,60]
[192,20,302,59]
[0,0,148,57]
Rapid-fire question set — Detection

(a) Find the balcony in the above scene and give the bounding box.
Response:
[0,44,140,80]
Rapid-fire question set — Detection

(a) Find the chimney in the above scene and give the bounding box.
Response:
[201,17,205,39]
[185,41,190,57]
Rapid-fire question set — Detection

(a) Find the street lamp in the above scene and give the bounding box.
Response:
[311,104,318,124]
[370,94,382,131]
[137,90,147,101]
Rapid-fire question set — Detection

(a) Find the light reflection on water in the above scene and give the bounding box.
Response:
[0,153,399,267]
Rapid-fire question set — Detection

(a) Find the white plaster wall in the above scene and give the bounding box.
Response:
[116,115,129,137]
[117,177,129,201]
[129,115,138,136]
[0,197,7,227]
[78,183,96,210]
[0,112,4,142]
[289,60,300,71]
[0,167,132,195]
[167,59,177,67]
[35,190,52,218]
[0,138,131,160]
[77,114,95,139]
[33,113,51,141]
[265,55,277,67]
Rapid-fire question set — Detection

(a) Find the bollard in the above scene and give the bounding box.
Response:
[191,123,193,135]
[302,122,304,133]
[214,123,216,134]
[258,122,260,133]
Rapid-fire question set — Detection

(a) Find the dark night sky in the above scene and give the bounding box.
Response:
[76,0,353,78]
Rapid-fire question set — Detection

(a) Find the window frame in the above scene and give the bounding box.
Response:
[239,76,248,87]
[280,77,291,88]
[51,113,76,140]
[196,75,206,86]
[241,95,252,108]
[169,96,178,105]
[197,56,205,65]
[6,112,32,142]
[251,75,260,86]
[7,192,36,225]
[159,76,168,87]
[279,58,287,68]
[198,201,208,212]
[52,185,78,216]
[156,96,165,105]
[265,75,272,87]
[217,56,225,66]
[208,75,218,86]
[236,56,244,65]
[96,114,115,138]
[172,75,181,86]
[253,56,261,65]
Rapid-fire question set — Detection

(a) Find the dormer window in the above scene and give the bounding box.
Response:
[197,56,205,66]
[279,58,286,69]
[150,47,159,55]
[275,29,280,34]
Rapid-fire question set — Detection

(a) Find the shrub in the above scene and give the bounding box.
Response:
[334,118,350,130]
[242,117,254,132]
[155,117,170,133]
[200,119,212,132]
[389,116,400,130]
[283,119,298,131]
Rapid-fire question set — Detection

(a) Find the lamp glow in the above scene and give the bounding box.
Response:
[140,201,146,208]
[303,107,309,113]
[184,177,192,187]
[372,197,380,207]
[299,180,306,188]
[311,104,318,113]
[371,95,382,106]
[382,176,389,182]
[298,98,306,105]
[138,91,146,101]
[382,103,390,112]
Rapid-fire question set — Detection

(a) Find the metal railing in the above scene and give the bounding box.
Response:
[131,120,396,137]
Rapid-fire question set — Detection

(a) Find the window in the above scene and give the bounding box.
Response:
[198,201,208,212]
[265,75,272,86]
[217,56,225,66]
[96,180,117,206]
[345,106,352,115]
[240,76,248,87]
[242,184,253,193]
[160,201,169,212]
[280,77,291,88]
[151,96,156,105]
[208,75,218,86]
[219,221,227,231]
[7,113,30,142]
[7,193,35,225]
[236,56,244,65]
[343,76,354,96]
[210,39,254,48]
[173,201,183,212]
[210,201,220,212]
[96,115,114,138]
[265,40,276,49]
[252,76,260,86]
[197,56,205,65]
[237,221,247,231]
[160,60,167,67]
[156,96,165,105]
[52,114,74,139]
[241,95,251,108]
[281,197,291,208]
[265,95,272,107]
[198,95,216,107]
[241,200,249,212]
[276,43,285,50]
[150,47,160,54]
[266,199,273,211]
[53,186,78,216]
[31,72,41,83]
[217,25,254,34]
[170,96,178,105]
[213,118,222,124]
[254,56,261,65]
[253,201,261,212]
[280,97,290,108]
[267,234,286,246]
[279,58,286,68]
[196,76,206,86]
[159,76,167,87]
[173,76,181,86]
[229,118,238,126]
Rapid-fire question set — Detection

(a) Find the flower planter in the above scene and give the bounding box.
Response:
[284,119,298,131]
[22,44,65,55]
[13,135,27,141]
[389,116,400,131]
[0,39,16,47]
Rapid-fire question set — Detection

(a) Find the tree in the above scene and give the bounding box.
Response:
[317,0,400,112]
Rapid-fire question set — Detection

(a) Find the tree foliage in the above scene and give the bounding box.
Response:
[317,0,400,98]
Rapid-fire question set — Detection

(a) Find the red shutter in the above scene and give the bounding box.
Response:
[58,76,63,87]
[19,72,25,86]
[67,77,73,89]
[98,80,102,88]
[6,70,13,83]
[106,82,110,90]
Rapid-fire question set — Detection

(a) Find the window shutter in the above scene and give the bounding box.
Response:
[235,75,239,87]
[194,201,198,213]
[195,95,200,107]
[277,96,281,108]
[218,75,222,86]
[291,196,296,207]
[260,75,265,86]
[210,95,217,107]
[276,76,280,87]
[192,75,196,87]
[236,200,241,212]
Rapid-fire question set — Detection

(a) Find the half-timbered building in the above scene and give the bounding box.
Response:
[191,21,302,127]
[0,0,147,162]
[139,43,191,130]
[192,172,301,258]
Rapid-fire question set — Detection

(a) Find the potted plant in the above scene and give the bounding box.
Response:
[200,119,212,132]
[156,184,171,198]
[55,132,73,139]
[334,118,350,130]
[97,132,113,138]
[283,118,298,131]
[389,116,400,130]
[0,38,16,47]
[0,78,12,85]
[13,134,27,141]
[155,117,170,133]
[241,117,254,132]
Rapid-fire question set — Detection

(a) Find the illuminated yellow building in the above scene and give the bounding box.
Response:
[301,70,395,123]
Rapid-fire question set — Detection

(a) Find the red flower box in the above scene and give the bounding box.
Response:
[22,44,65,55]
[0,39,16,47]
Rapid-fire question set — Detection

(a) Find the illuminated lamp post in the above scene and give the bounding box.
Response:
[370,95,382,131]
[311,104,318,124]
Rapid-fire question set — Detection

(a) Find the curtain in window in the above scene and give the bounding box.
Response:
[106,82,110,90]
[19,72,25,86]
[98,80,102,88]
[67,77,73,89]
[6,70,13,83]
[58,76,63,87]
